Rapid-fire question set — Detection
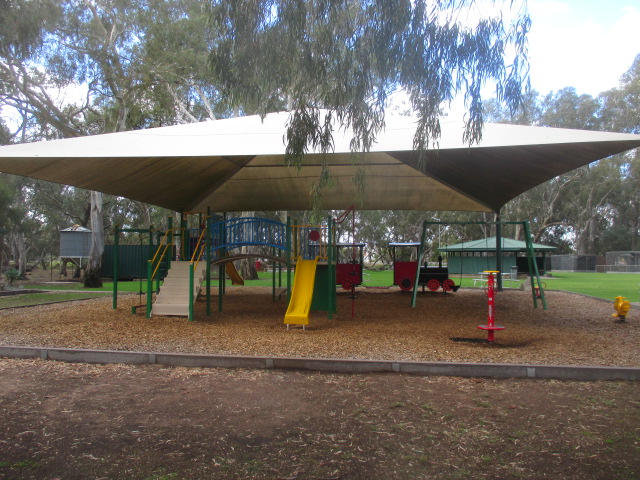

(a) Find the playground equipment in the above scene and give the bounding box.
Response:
[284,257,319,329]
[335,243,365,290]
[612,296,631,322]
[411,220,547,310]
[333,206,360,319]
[284,221,337,326]
[389,242,457,293]
[111,213,292,320]
[225,262,244,286]
[111,212,339,323]
[534,281,547,298]
[477,271,505,342]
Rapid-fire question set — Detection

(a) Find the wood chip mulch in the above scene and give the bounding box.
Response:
[0,287,637,367]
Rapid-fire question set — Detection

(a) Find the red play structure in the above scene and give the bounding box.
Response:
[335,243,365,290]
[389,242,458,293]
[477,270,505,342]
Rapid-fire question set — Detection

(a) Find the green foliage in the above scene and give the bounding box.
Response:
[4,268,20,285]
[485,56,640,254]
[0,0,638,262]
[208,0,531,161]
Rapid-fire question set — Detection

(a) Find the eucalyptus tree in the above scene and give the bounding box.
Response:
[2,0,532,283]
[599,55,640,251]
[484,86,617,253]
[208,0,531,203]
[0,0,219,286]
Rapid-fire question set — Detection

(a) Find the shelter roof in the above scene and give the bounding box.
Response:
[440,237,557,253]
[0,112,639,213]
[60,225,91,232]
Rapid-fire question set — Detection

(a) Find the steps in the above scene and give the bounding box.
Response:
[152,261,207,317]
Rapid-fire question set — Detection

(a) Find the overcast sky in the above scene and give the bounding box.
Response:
[527,0,640,96]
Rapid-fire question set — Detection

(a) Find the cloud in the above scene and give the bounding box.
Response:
[527,1,640,96]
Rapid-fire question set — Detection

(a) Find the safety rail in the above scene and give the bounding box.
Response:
[210,217,287,255]
[146,227,176,317]
[292,225,329,261]
[149,228,174,281]
[190,224,208,271]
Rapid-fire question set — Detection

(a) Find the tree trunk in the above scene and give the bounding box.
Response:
[16,231,27,279]
[60,259,68,277]
[237,211,258,280]
[84,191,104,288]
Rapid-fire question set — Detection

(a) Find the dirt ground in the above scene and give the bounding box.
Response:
[0,359,638,480]
[0,287,638,479]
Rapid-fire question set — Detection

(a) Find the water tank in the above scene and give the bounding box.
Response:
[59,225,92,258]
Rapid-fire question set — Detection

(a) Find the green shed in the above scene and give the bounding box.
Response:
[439,237,556,275]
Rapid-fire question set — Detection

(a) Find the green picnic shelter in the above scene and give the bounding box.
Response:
[439,237,556,275]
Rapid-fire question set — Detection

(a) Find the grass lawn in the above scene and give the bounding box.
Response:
[545,272,640,302]
[23,281,150,293]
[0,292,111,308]
[17,270,640,305]
[360,270,639,301]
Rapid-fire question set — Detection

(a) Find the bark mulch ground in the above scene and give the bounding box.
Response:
[0,287,637,367]
[0,288,639,480]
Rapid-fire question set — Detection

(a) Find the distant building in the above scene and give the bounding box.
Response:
[550,255,605,272]
[439,237,556,275]
[602,251,640,273]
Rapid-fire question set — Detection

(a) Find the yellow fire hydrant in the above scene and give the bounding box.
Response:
[612,296,631,322]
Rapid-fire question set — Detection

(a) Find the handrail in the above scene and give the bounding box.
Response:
[189,223,208,322]
[192,240,206,274]
[147,226,174,318]
[190,220,208,274]
[190,224,207,263]
[151,228,174,263]
[149,228,174,282]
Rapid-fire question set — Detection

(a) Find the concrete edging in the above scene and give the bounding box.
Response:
[0,345,638,381]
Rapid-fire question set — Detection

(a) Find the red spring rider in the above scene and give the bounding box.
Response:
[478,270,505,342]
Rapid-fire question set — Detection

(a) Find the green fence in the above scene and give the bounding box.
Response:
[102,245,168,280]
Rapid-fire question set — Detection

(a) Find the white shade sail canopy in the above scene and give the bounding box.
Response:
[0,112,639,213]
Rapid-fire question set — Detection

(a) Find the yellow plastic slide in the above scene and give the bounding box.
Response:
[225,262,244,286]
[284,257,319,326]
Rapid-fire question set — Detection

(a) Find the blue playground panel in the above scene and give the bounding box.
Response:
[184,217,287,260]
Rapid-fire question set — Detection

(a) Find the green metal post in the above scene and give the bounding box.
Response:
[219,217,226,310]
[206,207,211,316]
[523,221,547,310]
[180,211,186,260]
[496,213,503,292]
[218,264,224,312]
[327,216,334,319]
[146,261,152,318]
[411,221,428,308]
[167,216,173,271]
[149,225,159,293]
[271,246,276,302]
[113,225,119,309]
[189,262,194,321]
[293,217,299,259]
